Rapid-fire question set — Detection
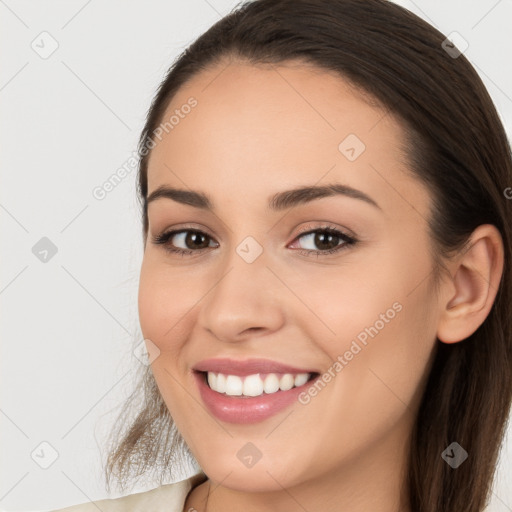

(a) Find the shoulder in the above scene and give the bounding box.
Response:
[45,472,208,512]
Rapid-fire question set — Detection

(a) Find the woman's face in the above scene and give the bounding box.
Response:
[138,60,441,493]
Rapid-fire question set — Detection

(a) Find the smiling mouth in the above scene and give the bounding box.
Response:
[197,370,320,398]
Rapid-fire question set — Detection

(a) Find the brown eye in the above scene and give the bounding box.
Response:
[180,231,211,250]
[151,225,357,258]
[291,227,357,256]
[152,229,218,255]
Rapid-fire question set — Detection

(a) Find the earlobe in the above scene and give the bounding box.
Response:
[436,224,504,344]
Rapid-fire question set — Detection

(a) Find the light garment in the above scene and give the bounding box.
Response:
[46,472,208,512]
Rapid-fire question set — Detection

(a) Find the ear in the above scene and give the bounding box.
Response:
[437,224,504,344]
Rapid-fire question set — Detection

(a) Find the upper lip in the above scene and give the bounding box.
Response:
[193,358,319,376]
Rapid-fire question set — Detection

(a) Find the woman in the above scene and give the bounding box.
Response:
[51,0,512,510]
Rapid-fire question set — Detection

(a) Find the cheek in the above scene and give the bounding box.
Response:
[306,242,438,415]
[137,260,196,418]
[290,253,400,347]
[137,257,198,351]
[294,288,437,480]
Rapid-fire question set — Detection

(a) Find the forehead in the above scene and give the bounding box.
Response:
[146,60,427,219]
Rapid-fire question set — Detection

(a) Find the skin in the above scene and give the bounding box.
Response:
[137,59,504,512]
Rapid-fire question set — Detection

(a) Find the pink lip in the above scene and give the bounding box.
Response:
[193,357,318,376]
[192,359,320,424]
[193,372,319,424]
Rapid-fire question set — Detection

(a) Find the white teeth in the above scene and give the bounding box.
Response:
[206,371,311,397]
[279,374,295,391]
[225,375,243,396]
[215,373,226,393]
[263,374,280,394]
[207,372,217,389]
[294,373,309,387]
[243,374,264,396]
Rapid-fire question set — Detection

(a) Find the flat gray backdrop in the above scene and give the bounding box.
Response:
[1,0,511,511]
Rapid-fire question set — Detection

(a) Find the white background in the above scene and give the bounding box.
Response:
[1,1,511,511]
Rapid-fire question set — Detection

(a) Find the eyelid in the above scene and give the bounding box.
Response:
[152,221,353,245]
[292,221,355,239]
[152,221,358,259]
[152,222,215,238]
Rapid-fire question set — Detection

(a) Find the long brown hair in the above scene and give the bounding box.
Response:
[103,1,512,510]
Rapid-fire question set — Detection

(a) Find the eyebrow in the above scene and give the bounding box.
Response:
[146,183,381,212]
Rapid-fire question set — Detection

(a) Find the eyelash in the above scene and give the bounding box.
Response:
[151,223,358,258]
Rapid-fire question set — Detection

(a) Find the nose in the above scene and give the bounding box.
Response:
[196,246,286,343]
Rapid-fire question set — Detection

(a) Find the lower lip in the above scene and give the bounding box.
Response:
[194,371,319,424]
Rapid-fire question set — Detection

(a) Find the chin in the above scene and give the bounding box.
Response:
[196,454,305,493]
